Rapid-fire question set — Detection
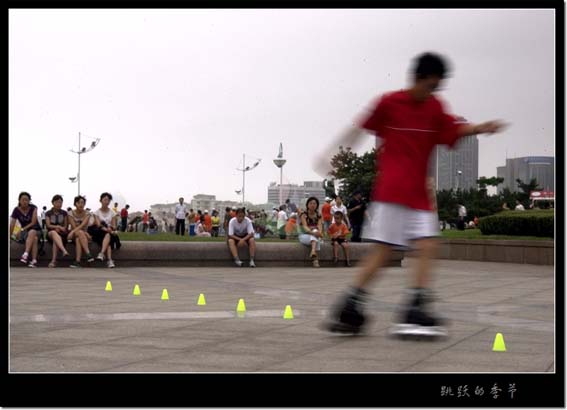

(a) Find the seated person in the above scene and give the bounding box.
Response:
[196,215,212,237]
[285,213,298,239]
[67,195,95,267]
[227,207,256,268]
[10,191,42,267]
[45,194,70,268]
[328,210,351,267]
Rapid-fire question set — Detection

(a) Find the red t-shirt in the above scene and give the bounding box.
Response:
[321,203,332,222]
[328,222,349,238]
[358,90,463,210]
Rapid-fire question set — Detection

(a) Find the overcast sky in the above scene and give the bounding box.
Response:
[9,9,555,213]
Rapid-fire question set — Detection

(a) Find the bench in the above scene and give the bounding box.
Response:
[9,240,404,268]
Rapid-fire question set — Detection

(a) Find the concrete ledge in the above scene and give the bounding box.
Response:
[433,239,554,265]
[9,241,404,268]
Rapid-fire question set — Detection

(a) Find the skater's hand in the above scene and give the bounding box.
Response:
[312,154,333,178]
[475,120,508,134]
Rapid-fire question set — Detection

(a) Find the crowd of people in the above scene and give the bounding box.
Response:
[9,189,369,269]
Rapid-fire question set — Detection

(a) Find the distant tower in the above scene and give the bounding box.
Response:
[273,143,287,205]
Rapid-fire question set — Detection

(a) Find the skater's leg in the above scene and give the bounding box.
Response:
[353,243,391,288]
[325,243,392,333]
[412,237,438,288]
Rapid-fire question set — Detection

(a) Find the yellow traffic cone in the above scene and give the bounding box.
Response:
[236,298,246,316]
[161,289,169,300]
[133,284,141,296]
[283,305,294,319]
[197,293,206,305]
[105,281,112,292]
[492,333,507,352]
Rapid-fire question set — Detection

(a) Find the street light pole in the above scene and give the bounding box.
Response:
[236,153,261,206]
[70,132,100,196]
[273,143,287,206]
[78,132,81,196]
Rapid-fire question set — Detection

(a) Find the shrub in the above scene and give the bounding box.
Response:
[478,210,554,238]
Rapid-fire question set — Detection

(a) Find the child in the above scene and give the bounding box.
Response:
[328,210,351,267]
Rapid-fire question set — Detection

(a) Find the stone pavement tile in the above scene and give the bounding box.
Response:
[102,335,222,350]
[119,350,281,372]
[10,337,84,356]
[30,343,184,364]
[10,354,129,372]
[411,350,553,372]
[17,320,197,343]
[258,357,418,372]
[102,361,230,372]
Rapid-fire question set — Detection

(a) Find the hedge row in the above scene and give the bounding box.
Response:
[478,210,554,238]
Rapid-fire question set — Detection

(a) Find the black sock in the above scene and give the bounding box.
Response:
[408,287,428,308]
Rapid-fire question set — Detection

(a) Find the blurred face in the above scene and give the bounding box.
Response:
[236,211,245,222]
[100,196,111,208]
[179,198,184,204]
[52,198,63,210]
[307,200,318,211]
[335,197,342,206]
[414,75,442,100]
[19,195,30,208]
[335,213,343,223]
[75,198,86,210]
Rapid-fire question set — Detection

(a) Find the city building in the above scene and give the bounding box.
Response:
[267,180,326,208]
[431,135,479,191]
[496,156,555,194]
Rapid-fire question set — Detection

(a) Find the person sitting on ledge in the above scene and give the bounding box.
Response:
[227,207,256,268]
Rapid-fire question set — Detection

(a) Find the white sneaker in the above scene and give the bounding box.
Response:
[249,260,256,268]
[96,252,104,262]
[234,259,243,267]
[107,259,115,268]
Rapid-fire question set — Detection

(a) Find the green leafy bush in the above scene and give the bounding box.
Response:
[478,210,554,238]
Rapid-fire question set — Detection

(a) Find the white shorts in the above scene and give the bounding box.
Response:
[362,202,439,248]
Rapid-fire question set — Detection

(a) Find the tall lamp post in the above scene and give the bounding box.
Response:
[273,143,287,206]
[456,170,463,191]
[236,154,261,205]
[69,132,100,196]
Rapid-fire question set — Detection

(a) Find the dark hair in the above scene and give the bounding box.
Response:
[100,192,113,201]
[74,195,86,205]
[225,207,231,212]
[126,204,130,209]
[413,52,449,80]
[236,207,246,215]
[51,194,63,203]
[306,196,320,209]
[18,191,31,201]
[334,210,344,217]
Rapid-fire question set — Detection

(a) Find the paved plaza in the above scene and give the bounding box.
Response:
[9,258,555,373]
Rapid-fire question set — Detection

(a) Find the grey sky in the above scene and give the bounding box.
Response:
[9,9,555,213]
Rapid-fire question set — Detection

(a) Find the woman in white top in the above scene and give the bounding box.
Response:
[331,195,350,228]
[87,192,118,268]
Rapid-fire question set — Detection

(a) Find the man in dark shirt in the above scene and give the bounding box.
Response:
[347,191,366,242]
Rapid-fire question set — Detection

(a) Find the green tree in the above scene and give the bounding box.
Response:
[329,146,376,201]
[516,178,540,206]
[477,176,504,197]
[500,187,518,210]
